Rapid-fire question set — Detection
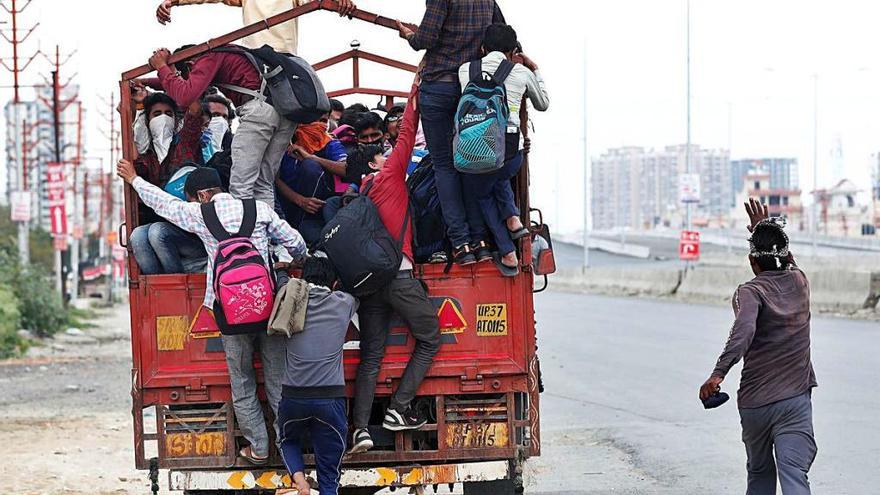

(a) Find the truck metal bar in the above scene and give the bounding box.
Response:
[121,0,414,81]
[312,48,419,74]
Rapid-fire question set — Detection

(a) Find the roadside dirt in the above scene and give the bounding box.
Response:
[0,304,151,495]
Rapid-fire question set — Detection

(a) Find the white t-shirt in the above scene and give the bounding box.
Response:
[176,0,307,54]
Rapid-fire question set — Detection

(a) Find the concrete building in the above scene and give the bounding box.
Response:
[730,171,804,231]
[591,145,731,230]
[730,158,799,207]
[4,83,84,232]
[813,179,873,238]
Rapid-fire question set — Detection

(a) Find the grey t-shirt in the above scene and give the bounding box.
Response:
[712,268,818,409]
[282,286,358,398]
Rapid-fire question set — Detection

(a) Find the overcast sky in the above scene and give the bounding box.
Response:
[3,0,880,233]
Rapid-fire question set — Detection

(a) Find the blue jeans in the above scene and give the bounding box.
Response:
[278,397,347,495]
[419,81,471,249]
[322,196,344,224]
[130,222,207,275]
[462,151,524,256]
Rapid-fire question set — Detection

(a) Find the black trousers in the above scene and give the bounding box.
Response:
[352,277,440,428]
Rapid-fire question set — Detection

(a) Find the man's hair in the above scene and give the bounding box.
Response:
[345,144,384,183]
[144,92,179,119]
[749,220,791,271]
[203,94,235,121]
[483,23,518,53]
[346,103,369,114]
[184,167,223,198]
[354,112,384,134]
[330,98,345,113]
[173,44,197,73]
[302,256,338,288]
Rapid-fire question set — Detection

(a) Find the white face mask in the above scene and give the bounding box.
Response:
[207,116,230,152]
[149,114,175,163]
[133,111,151,155]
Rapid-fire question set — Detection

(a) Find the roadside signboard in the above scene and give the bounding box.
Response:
[679,230,700,261]
[10,191,31,222]
[678,173,701,204]
[47,162,68,239]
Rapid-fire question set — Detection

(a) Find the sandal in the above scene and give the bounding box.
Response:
[493,252,520,277]
[508,226,530,241]
[239,446,269,465]
[452,244,477,266]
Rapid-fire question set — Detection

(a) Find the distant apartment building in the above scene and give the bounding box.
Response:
[813,179,873,237]
[591,145,731,230]
[730,158,799,207]
[730,171,804,231]
[4,83,85,232]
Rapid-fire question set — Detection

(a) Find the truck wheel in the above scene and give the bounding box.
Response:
[463,478,523,495]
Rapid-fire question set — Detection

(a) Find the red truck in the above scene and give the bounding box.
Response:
[120,2,556,493]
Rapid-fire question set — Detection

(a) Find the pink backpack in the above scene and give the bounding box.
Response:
[201,199,275,335]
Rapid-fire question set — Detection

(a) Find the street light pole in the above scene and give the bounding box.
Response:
[582,37,590,268]
[812,73,819,254]
[685,0,692,233]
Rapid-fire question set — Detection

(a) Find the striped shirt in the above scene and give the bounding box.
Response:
[132,177,307,308]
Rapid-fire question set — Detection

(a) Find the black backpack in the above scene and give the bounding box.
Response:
[316,180,409,297]
[205,149,232,191]
[214,45,331,124]
[406,154,450,263]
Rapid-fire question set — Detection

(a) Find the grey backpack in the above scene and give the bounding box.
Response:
[214,44,330,124]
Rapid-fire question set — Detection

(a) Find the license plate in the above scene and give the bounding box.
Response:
[165,432,227,458]
[445,422,509,449]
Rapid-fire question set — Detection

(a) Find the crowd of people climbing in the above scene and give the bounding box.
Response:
[116,0,549,493]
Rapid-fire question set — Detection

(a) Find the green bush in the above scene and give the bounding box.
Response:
[0,284,25,359]
[13,268,67,337]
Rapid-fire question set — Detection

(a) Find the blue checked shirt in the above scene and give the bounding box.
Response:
[408,0,503,81]
[132,177,307,309]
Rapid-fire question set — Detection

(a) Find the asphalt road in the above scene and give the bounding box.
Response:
[529,291,879,495]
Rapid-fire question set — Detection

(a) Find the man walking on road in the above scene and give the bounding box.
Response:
[700,199,818,495]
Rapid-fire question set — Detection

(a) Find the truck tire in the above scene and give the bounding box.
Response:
[463,478,523,495]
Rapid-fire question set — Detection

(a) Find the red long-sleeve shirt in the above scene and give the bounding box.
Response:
[157,49,261,108]
[363,85,420,261]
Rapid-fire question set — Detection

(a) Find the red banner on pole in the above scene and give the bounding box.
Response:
[679,230,701,261]
[46,162,68,240]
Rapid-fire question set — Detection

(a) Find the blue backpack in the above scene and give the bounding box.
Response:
[453,59,515,174]
[406,153,450,263]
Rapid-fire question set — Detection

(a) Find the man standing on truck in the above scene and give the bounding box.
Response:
[116,161,308,465]
[396,0,505,266]
[347,80,441,455]
[147,46,289,207]
[154,0,356,55]
[699,199,818,495]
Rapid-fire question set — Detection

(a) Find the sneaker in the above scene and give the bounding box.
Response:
[348,427,373,455]
[472,241,493,263]
[428,251,449,264]
[383,407,427,431]
[452,245,477,266]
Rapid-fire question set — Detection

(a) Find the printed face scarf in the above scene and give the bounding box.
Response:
[294,122,332,155]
